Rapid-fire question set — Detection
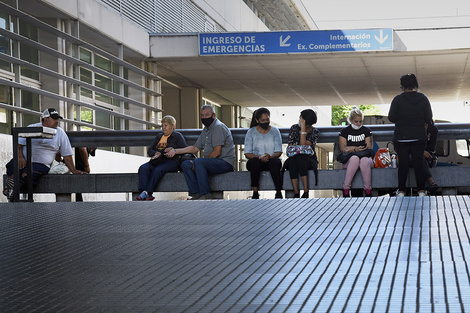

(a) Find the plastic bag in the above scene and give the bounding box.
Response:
[374,148,391,168]
[48,160,71,174]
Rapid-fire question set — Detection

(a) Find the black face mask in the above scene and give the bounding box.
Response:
[201,117,214,127]
[259,122,270,130]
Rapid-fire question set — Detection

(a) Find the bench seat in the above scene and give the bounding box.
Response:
[5,166,469,201]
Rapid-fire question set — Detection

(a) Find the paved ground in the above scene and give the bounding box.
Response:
[1,196,470,312]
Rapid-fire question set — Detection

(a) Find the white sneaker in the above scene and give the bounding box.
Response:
[396,191,405,197]
[418,191,426,197]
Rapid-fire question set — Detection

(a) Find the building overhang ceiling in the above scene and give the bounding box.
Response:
[155,48,470,107]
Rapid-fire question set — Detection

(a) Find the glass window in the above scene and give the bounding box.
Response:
[456,139,470,158]
[80,108,93,124]
[95,54,111,72]
[435,140,449,157]
[21,90,39,126]
[81,87,92,99]
[0,13,10,71]
[19,21,39,80]
[0,84,10,103]
[80,48,92,64]
[95,105,111,128]
[80,68,92,84]
[95,92,112,104]
[95,73,112,91]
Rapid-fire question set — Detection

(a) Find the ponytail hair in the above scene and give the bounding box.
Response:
[400,73,419,90]
[348,106,363,124]
[250,107,270,128]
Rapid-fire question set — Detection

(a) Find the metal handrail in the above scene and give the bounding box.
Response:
[66,123,470,147]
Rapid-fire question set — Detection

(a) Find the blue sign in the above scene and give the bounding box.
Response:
[199,29,393,56]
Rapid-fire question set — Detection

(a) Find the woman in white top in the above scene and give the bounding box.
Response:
[244,108,283,199]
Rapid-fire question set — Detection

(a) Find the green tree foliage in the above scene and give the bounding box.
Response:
[331,105,380,126]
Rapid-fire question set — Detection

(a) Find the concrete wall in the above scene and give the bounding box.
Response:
[193,0,269,32]
[42,0,150,56]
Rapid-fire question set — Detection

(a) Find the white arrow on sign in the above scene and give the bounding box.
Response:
[374,30,388,44]
[280,35,291,47]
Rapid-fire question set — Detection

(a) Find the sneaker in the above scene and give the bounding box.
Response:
[252,192,260,199]
[275,191,283,199]
[343,189,350,197]
[301,192,309,198]
[145,195,155,201]
[365,189,372,197]
[7,188,14,202]
[136,191,148,201]
[427,183,440,194]
[418,190,426,197]
[3,176,14,197]
[396,190,405,197]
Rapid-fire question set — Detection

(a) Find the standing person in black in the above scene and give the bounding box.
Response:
[75,147,96,202]
[388,74,433,197]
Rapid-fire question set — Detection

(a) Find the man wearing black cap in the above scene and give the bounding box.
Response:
[3,108,86,202]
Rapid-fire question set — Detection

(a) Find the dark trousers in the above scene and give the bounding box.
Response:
[288,154,313,179]
[138,159,179,194]
[6,159,50,188]
[422,158,432,181]
[395,140,426,191]
[246,158,283,191]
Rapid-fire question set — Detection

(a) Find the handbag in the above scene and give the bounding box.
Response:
[337,149,374,164]
[286,145,313,158]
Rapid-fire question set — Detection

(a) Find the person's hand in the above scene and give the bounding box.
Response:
[72,169,88,174]
[18,157,26,169]
[299,116,306,130]
[151,152,162,160]
[164,148,175,158]
[259,153,270,163]
[423,151,432,158]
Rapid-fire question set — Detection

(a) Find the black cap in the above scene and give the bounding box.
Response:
[41,108,63,119]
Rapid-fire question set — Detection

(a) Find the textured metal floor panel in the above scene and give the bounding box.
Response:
[1,196,470,312]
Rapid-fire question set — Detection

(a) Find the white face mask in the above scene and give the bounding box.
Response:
[351,123,362,130]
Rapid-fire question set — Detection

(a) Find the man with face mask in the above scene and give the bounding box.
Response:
[164,105,235,199]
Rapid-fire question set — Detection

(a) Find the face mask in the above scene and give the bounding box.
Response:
[259,122,270,130]
[201,117,214,127]
[351,124,362,130]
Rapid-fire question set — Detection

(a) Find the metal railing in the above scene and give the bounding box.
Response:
[66,123,470,147]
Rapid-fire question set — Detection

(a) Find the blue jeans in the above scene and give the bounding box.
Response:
[138,159,179,194]
[181,158,233,195]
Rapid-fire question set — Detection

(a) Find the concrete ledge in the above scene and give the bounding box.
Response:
[5,166,470,201]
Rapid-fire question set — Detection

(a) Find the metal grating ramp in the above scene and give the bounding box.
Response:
[1,196,470,312]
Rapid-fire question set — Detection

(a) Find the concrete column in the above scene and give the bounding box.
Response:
[179,87,201,129]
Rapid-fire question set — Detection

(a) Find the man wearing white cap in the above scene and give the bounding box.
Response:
[3,108,86,201]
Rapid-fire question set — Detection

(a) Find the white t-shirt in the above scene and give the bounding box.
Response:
[18,122,73,168]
